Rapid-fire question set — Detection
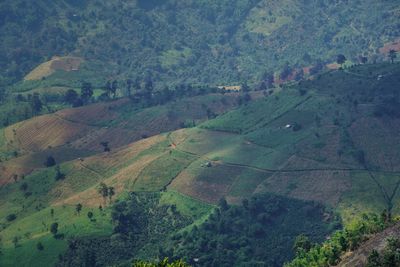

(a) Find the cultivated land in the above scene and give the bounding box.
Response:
[0,63,399,266]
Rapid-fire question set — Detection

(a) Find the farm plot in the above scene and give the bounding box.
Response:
[169,159,245,204]
[133,150,197,192]
[5,114,95,152]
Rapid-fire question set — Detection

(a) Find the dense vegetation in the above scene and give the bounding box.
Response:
[168,194,338,267]
[56,193,195,266]
[285,213,389,266]
[57,193,337,266]
[366,237,400,267]
[1,0,399,88]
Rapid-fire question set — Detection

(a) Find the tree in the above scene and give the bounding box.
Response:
[81,82,93,102]
[389,49,397,63]
[294,69,304,81]
[55,165,65,181]
[337,54,347,67]
[241,82,250,92]
[50,222,59,236]
[218,198,229,211]
[366,250,382,267]
[64,89,79,105]
[98,183,109,205]
[20,182,28,191]
[100,141,110,152]
[108,187,115,203]
[30,93,42,114]
[111,80,118,98]
[262,71,275,88]
[293,234,312,255]
[359,56,368,64]
[12,236,19,248]
[6,214,17,222]
[76,203,82,215]
[36,242,44,251]
[126,79,133,96]
[87,211,94,221]
[280,63,292,81]
[106,80,118,98]
[44,156,56,167]
[51,208,54,218]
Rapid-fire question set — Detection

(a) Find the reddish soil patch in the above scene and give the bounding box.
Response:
[5,114,94,152]
[50,56,82,72]
[56,99,129,125]
[379,39,400,54]
[256,170,351,206]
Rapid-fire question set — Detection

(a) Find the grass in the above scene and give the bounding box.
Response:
[160,48,193,69]
[133,150,196,191]
[0,205,113,267]
[159,190,212,220]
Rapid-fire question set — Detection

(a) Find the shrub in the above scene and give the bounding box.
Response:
[6,213,17,222]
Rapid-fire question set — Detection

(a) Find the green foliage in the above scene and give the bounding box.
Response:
[133,258,189,267]
[169,194,337,266]
[6,213,17,222]
[285,213,387,267]
[44,156,56,167]
[365,237,400,267]
[57,193,194,266]
[0,0,398,89]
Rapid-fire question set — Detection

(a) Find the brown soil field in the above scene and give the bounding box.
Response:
[24,56,83,81]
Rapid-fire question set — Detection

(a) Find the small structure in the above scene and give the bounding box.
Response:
[285,124,292,129]
[205,162,212,168]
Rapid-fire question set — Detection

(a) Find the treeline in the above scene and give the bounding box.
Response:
[285,213,392,267]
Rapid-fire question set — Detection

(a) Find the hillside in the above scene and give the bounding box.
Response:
[0,91,249,185]
[1,0,399,88]
[338,222,400,267]
[0,63,399,266]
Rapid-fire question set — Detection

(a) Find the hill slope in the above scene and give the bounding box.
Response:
[0,63,399,266]
[1,0,399,87]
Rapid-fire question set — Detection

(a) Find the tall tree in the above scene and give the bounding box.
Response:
[76,203,82,215]
[108,187,115,203]
[389,49,397,63]
[81,82,93,102]
[30,93,42,114]
[45,156,56,167]
[337,54,347,67]
[50,222,59,236]
[126,79,133,96]
[98,183,109,205]
[64,89,79,105]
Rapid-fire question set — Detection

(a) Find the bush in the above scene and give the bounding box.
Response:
[6,213,17,222]
[37,242,44,251]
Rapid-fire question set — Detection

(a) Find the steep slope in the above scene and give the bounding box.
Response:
[338,222,400,267]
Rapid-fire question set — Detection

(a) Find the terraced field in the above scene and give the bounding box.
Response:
[0,93,244,185]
